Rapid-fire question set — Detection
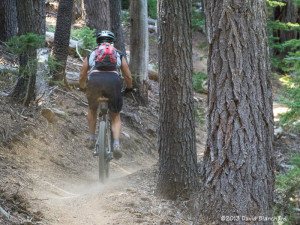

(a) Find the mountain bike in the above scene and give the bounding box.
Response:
[94,88,136,183]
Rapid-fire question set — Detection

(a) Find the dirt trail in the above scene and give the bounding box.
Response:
[0,77,200,224]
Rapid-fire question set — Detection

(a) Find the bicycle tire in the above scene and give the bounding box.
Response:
[98,121,106,182]
[105,122,112,178]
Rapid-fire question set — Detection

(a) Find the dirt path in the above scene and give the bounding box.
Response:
[0,83,198,224]
[27,163,156,225]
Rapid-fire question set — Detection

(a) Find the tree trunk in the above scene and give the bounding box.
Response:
[198,0,274,223]
[156,0,198,200]
[129,0,149,105]
[110,0,126,56]
[84,0,110,34]
[275,0,300,43]
[72,0,84,23]
[33,0,46,37]
[0,0,17,41]
[51,0,74,82]
[9,0,45,106]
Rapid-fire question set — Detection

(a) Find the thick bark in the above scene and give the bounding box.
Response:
[0,0,17,41]
[110,0,126,56]
[10,0,45,106]
[198,0,274,224]
[156,0,198,200]
[129,0,149,104]
[84,0,110,34]
[51,0,74,81]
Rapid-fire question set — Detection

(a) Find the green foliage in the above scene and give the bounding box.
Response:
[274,154,300,225]
[148,0,157,19]
[295,0,300,7]
[277,37,300,128]
[195,107,206,125]
[193,72,207,93]
[269,21,300,32]
[121,10,130,26]
[266,0,286,7]
[71,26,96,56]
[192,6,205,32]
[46,56,64,74]
[46,25,56,33]
[6,33,45,56]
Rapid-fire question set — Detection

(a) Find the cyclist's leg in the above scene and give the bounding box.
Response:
[87,108,97,136]
[109,112,121,142]
[86,73,103,140]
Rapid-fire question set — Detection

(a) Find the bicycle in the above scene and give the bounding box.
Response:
[93,88,136,183]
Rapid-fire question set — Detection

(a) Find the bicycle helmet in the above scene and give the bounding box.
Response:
[96,30,116,45]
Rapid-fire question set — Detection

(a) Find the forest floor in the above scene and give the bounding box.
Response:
[1,12,300,225]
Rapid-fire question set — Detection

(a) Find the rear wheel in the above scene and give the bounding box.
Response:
[105,124,112,178]
[98,121,106,182]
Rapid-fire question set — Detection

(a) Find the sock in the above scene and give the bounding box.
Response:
[89,135,95,140]
[113,140,119,146]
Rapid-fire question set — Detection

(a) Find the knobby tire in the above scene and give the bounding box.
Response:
[98,121,106,182]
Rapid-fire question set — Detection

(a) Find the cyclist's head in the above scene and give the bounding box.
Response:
[97,30,116,45]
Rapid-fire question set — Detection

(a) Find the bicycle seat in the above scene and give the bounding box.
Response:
[98,97,109,102]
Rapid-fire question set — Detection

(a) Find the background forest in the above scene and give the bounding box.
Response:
[0,0,299,224]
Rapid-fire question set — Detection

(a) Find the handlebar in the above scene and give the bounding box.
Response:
[121,88,137,95]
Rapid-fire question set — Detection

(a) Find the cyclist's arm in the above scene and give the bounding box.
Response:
[120,57,132,89]
[79,57,90,89]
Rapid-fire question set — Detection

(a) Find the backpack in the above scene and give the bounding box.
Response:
[94,43,117,71]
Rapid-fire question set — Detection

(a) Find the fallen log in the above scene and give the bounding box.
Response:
[45,32,84,56]
[0,65,18,72]
[66,72,80,87]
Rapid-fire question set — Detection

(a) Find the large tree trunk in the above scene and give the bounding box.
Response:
[156,0,198,200]
[0,0,17,41]
[9,0,45,106]
[110,0,126,56]
[198,0,274,223]
[51,0,74,82]
[129,0,149,105]
[84,0,110,34]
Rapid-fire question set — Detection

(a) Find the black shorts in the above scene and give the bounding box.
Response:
[86,72,122,113]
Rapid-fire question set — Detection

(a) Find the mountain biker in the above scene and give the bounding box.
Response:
[79,30,133,159]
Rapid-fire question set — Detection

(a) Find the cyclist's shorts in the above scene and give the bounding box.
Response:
[86,72,122,113]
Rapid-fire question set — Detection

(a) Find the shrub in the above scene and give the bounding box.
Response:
[279,39,300,129]
[148,0,157,19]
[193,72,207,93]
[274,154,300,225]
[6,33,45,56]
[71,26,96,56]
